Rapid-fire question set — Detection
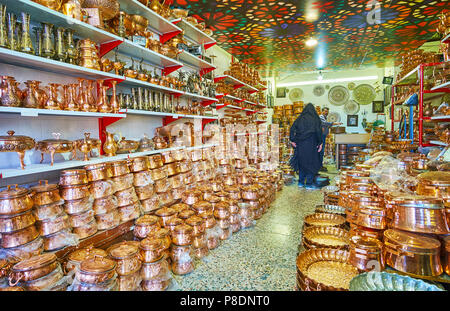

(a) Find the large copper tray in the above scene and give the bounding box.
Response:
[302,226,349,250]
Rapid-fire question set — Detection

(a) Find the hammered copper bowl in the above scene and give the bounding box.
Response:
[59,183,91,201]
[0,185,34,216]
[0,210,36,233]
[140,255,169,280]
[147,155,163,169]
[91,179,114,200]
[107,242,142,276]
[134,215,160,239]
[33,201,64,221]
[172,224,193,246]
[141,196,160,214]
[150,167,168,182]
[161,151,175,164]
[85,163,112,182]
[109,160,130,177]
[1,224,39,249]
[95,209,120,231]
[139,238,164,263]
[303,213,346,231]
[59,169,88,186]
[30,180,61,207]
[133,170,153,187]
[76,256,117,285]
[302,226,350,250]
[93,195,117,215]
[134,183,154,201]
[118,201,141,223]
[115,187,138,207]
[8,253,58,286]
[111,173,134,192]
[155,207,177,227]
[36,212,69,236]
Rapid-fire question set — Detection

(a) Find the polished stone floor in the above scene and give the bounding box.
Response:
[172,170,337,291]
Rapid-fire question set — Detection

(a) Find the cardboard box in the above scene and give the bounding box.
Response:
[334,133,370,144]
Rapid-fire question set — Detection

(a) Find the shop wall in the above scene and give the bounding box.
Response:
[273,67,388,134]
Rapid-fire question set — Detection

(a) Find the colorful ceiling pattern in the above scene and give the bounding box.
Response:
[168,0,450,75]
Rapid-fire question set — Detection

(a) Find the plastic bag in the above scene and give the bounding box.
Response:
[68,273,118,291]
[369,155,417,193]
[0,237,43,262]
[133,170,154,187]
[33,200,65,221]
[91,179,115,199]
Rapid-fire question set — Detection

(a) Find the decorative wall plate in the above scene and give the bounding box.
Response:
[289,88,304,102]
[344,100,360,115]
[325,85,330,90]
[353,84,376,105]
[328,85,349,106]
[313,85,325,97]
[348,82,356,90]
[327,112,341,123]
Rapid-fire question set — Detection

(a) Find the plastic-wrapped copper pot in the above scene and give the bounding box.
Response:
[217,218,230,229]
[75,256,117,284]
[141,196,160,214]
[194,246,209,259]
[199,210,216,229]
[167,173,183,189]
[64,247,107,274]
[115,187,139,208]
[59,169,88,186]
[90,179,114,200]
[158,191,174,207]
[128,156,149,173]
[33,201,64,221]
[117,269,141,291]
[64,197,93,216]
[154,177,170,194]
[165,162,180,177]
[348,235,384,272]
[164,217,183,234]
[230,222,241,233]
[134,183,154,201]
[183,172,195,185]
[134,215,160,239]
[0,210,36,233]
[110,173,134,192]
[181,190,199,206]
[140,255,170,280]
[383,229,442,277]
[185,216,205,236]
[36,212,69,236]
[229,214,240,224]
[192,233,207,248]
[222,175,236,186]
[95,209,120,230]
[149,228,171,258]
[133,170,153,187]
[147,155,163,169]
[18,265,64,291]
[178,160,192,173]
[139,238,164,263]
[206,228,219,249]
[229,201,239,214]
[0,185,34,216]
[172,224,193,246]
[68,209,94,228]
[85,163,112,182]
[214,201,230,220]
[108,242,142,276]
[160,151,175,164]
[59,183,91,201]
[141,277,171,291]
[1,224,39,249]
[73,220,97,239]
[171,203,190,214]
[93,195,117,215]
[224,186,241,200]
[118,201,141,223]
[109,160,130,177]
[192,201,212,214]
[172,149,186,162]
[178,209,195,221]
[30,180,61,207]
[190,149,203,162]
[170,243,193,262]
[155,206,177,227]
[9,253,58,286]
[42,228,76,251]
[171,186,185,201]
[346,170,370,185]
[445,237,450,275]
[218,227,232,240]
[241,185,260,200]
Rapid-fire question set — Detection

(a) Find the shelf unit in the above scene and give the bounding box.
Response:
[177,50,216,77]
[214,75,259,93]
[171,18,216,50]
[0,107,126,118]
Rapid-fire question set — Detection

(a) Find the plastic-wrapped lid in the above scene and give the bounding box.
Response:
[383,229,441,253]
[393,194,443,209]
[135,215,159,226]
[417,171,450,186]
[165,217,183,227]
[185,215,203,226]
[215,201,230,210]
[153,227,171,239]
[80,257,116,274]
[108,243,139,260]
[154,207,176,217]
[0,185,30,199]
[171,203,190,213]
[68,247,107,263]
[30,180,58,193]
[178,209,195,219]
[173,224,193,234]
[140,238,162,251]
[12,253,57,272]
[224,186,240,193]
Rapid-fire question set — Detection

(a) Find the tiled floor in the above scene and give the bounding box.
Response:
[172,170,336,291]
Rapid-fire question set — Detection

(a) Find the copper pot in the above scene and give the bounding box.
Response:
[185,216,205,236]
[355,205,387,230]
[229,214,240,224]
[30,180,61,207]
[128,156,149,173]
[172,224,193,246]
[192,233,207,249]
[161,151,175,164]
[42,228,74,251]
[147,155,163,169]
[416,171,450,198]
[108,242,142,276]
[348,235,384,272]
[0,210,36,233]
[134,184,154,201]
[59,169,88,186]
[9,253,58,286]
[134,215,160,239]
[177,209,195,221]
[183,172,195,185]
[68,209,94,228]
[64,197,93,215]
[59,184,91,201]
[95,209,120,230]
[64,247,107,274]
[141,278,171,291]
[18,265,64,291]
[118,201,141,223]
[140,255,169,280]
[163,217,182,234]
[158,191,174,207]
[190,149,203,162]
[85,163,112,182]
[218,227,231,240]
[155,207,177,227]
[36,212,69,236]
[192,201,212,214]
[178,160,192,173]
[141,196,160,214]
[150,168,168,182]
[93,195,117,215]
[171,203,190,214]
[35,135,74,166]
[111,173,134,192]
[236,174,252,185]
[213,202,230,220]
[133,170,153,187]
[199,211,216,229]
[217,218,230,229]
[170,244,192,263]
[230,222,240,233]
[91,179,114,199]
[73,220,97,239]
[115,187,139,207]
[167,174,183,189]
[33,201,64,221]
[171,149,186,162]
[75,256,117,284]
[383,229,442,277]
[1,225,39,248]
[109,160,130,177]
[181,191,199,206]
[241,185,259,200]
[139,238,164,263]
[0,185,34,216]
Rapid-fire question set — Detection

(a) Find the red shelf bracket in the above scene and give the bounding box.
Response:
[199,67,216,78]
[99,40,123,58]
[163,65,183,76]
[248,90,258,94]
[160,30,182,44]
[214,77,226,83]
[216,104,230,110]
[201,99,217,107]
[233,84,244,90]
[202,118,216,128]
[204,42,217,51]
[103,77,125,89]
[215,93,227,100]
[162,115,181,126]
[98,116,125,155]
[246,110,259,116]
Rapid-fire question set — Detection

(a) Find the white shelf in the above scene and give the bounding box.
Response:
[225,94,243,102]
[0,47,124,81]
[443,33,450,44]
[0,107,127,118]
[171,18,216,48]
[177,50,215,71]
[122,77,183,94]
[394,65,419,86]
[182,114,218,119]
[118,0,182,36]
[118,39,183,70]
[429,140,448,147]
[1,0,122,44]
[214,75,259,93]
[430,81,450,91]
[185,143,218,151]
[121,109,218,119]
[182,92,218,103]
[430,115,450,121]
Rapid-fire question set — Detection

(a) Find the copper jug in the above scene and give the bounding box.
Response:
[0,76,20,107]
[103,131,118,157]
[22,81,39,108]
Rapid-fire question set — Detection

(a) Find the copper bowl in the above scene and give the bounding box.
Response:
[172,149,186,162]
[181,191,199,206]
[75,256,116,285]
[178,160,192,173]
[164,217,183,233]
[133,170,153,187]
[158,191,174,207]
[172,224,193,246]
[111,173,134,192]
[302,226,350,250]
[348,235,384,272]
[185,216,205,236]
[9,253,58,286]
[141,278,171,291]
[72,219,97,239]
[213,202,230,220]
[93,195,117,215]
[118,201,141,223]
[59,183,90,201]
[68,209,94,228]
[155,207,177,227]
[115,187,139,207]
[0,210,36,233]
[85,163,112,182]
[141,196,160,214]
[59,169,88,186]
[95,209,120,230]
[134,215,160,239]
[170,244,193,263]
[63,196,93,215]
[192,233,207,249]
[33,201,64,221]
[190,149,203,162]
[64,247,108,274]
[42,228,75,251]
[241,185,260,200]
[191,201,211,214]
[150,167,168,182]
[36,212,69,236]
[30,180,61,207]
[107,242,142,276]
[140,255,169,280]
[166,162,181,177]
[1,225,39,248]
[0,185,34,216]
[109,160,130,177]
[139,238,164,263]
[134,183,154,201]
[303,213,346,230]
[90,179,114,199]
[161,151,175,164]
[147,155,163,169]
[128,156,149,173]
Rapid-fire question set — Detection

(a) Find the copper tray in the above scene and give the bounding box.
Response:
[302,226,350,250]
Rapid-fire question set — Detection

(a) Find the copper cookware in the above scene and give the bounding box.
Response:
[0,210,36,233]
[241,185,259,200]
[416,171,450,198]
[171,243,193,264]
[178,160,192,173]
[303,213,346,230]
[199,210,216,229]
[190,149,202,162]
[192,201,212,214]
[108,242,141,276]
[171,203,190,214]
[91,179,114,199]
[383,229,442,277]
[348,235,384,272]
[59,169,88,186]
[72,220,97,239]
[141,196,160,214]
[0,131,36,169]
[213,202,230,220]
[302,226,349,250]
[95,209,120,230]
[118,201,141,223]
[134,215,160,239]
[115,187,139,207]
[164,217,183,233]
[141,278,171,291]
[181,191,199,206]
[0,185,34,216]
[172,224,193,246]
[139,238,164,263]
[166,162,180,177]
[42,228,76,251]
[68,209,94,228]
[128,156,149,173]
[35,134,74,166]
[161,151,175,164]
[185,216,205,236]
[172,149,186,161]
[9,253,58,286]
[134,183,154,201]
[85,163,112,182]
[64,196,93,215]
[155,207,177,227]
[36,212,69,236]
[150,167,168,182]
[140,255,169,280]
[167,174,183,189]
[109,160,130,177]
[133,170,153,187]
[75,256,117,284]
[93,195,117,215]
[147,155,163,169]
[64,247,108,274]
[1,225,39,248]
[217,218,230,229]
[158,191,174,207]
[177,209,195,221]
[31,180,61,207]
[33,201,64,221]
[236,174,252,185]
[59,183,90,201]
[355,204,387,230]
[111,173,134,192]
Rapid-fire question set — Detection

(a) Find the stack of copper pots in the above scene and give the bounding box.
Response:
[148,227,172,265]
[133,215,161,240]
[151,155,172,208]
[8,253,66,291]
[0,185,40,262]
[59,169,97,240]
[167,149,187,201]
[85,163,120,231]
[214,201,232,240]
[228,199,241,233]
[129,156,156,215]
[186,215,208,259]
[139,237,171,291]
[71,256,118,291]
[193,200,219,250]
[63,246,107,276]
[241,184,262,220]
[107,241,142,291]
[170,224,195,275]
[110,161,141,223]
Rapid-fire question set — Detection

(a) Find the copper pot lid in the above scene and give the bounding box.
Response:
[193,201,212,210]
[171,203,190,213]
[224,186,240,193]
[173,224,193,234]
[179,209,195,219]
[0,130,33,143]
[215,201,230,210]
[350,235,382,250]
[140,238,163,251]
[199,210,213,219]
[397,152,422,161]
[155,207,176,217]
[80,257,116,274]
[216,190,228,197]
[383,229,441,252]
[0,185,30,199]
[109,160,129,167]
[153,227,170,238]
[186,215,203,226]
[207,196,220,203]
[85,163,108,170]
[393,194,443,209]
[38,137,72,144]
[12,253,57,272]
[108,243,139,259]
[60,169,87,177]
[197,185,212,192]
[135,215,159,226]
[417,171,450,186]
[30,180,58,193]
[68,247,107,263]
[166,217,183,226]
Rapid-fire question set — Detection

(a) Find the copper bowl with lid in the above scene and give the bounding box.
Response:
[91,179,114,199]
[241,185,260,200]
[190,149,203,162]
[132,170,153,188]
[183,172,195,185]
[134,183,154,201]
[75,256,116,284]
[147,155,163,169]
[141,196,160,214]
[0,210,36,233]
[348,235,384,272]
[170,243,193,262]
[59,183,91,201]
[200,210,216,229]
[30,180,61,207]
[155,207,177,227]
[151,167,168,183]
[140,254,169,280]
[0,185,34,216]
[158,191,174,207]
[178,160,192,173]
[139,238,164,263]
[33,201,64,221]
[59,169,88,186]
[416,171,450,198]
[213,202,230,220]
[73,219,97,239]
[64,196,93,215]
[192,201,212,214]
[171,203,190,214]
[148,228,171,257]
[176,208,194,220]
[134,215,160,239]
[168,173,183,189]
[95,209,120,230]
[165,217,183,233]
[185,216,205,236]
[109,160,130,177]
[85,163,112,182]
[36,212,69,236]
[128,156,149,173]
[172,149,186,162]
[42,228,74,251]
[172,224,193,246]
[1,225,39,248]
[302,226,349,250]
[383,229,442,277]
[115,187,139,207]
[92,195,117,215]
[118,201,141,223]
[161,151,175,164]
[68,209,95,228]
[355,205,387,230]
[9,253,58,286]
[111,173,134,192]
[181,191,199,206]
[107,242,142,276]
[64,246,107,274]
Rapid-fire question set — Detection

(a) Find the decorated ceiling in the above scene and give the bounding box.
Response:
[167,0,449,75]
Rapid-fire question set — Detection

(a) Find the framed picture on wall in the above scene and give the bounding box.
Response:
[276,87,287,98]
[372,101,384,113]
[347,115,358,127]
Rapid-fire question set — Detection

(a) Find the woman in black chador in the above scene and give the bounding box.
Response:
[289,103,323,189]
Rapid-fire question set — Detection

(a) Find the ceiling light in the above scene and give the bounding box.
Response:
[276,76,379,87]
[318,71,323,80]
[305,38,318,47]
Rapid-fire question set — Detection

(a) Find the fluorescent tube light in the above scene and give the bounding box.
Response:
[276,76,379,87]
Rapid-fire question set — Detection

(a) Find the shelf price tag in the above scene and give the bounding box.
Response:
[20,109,39,117]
